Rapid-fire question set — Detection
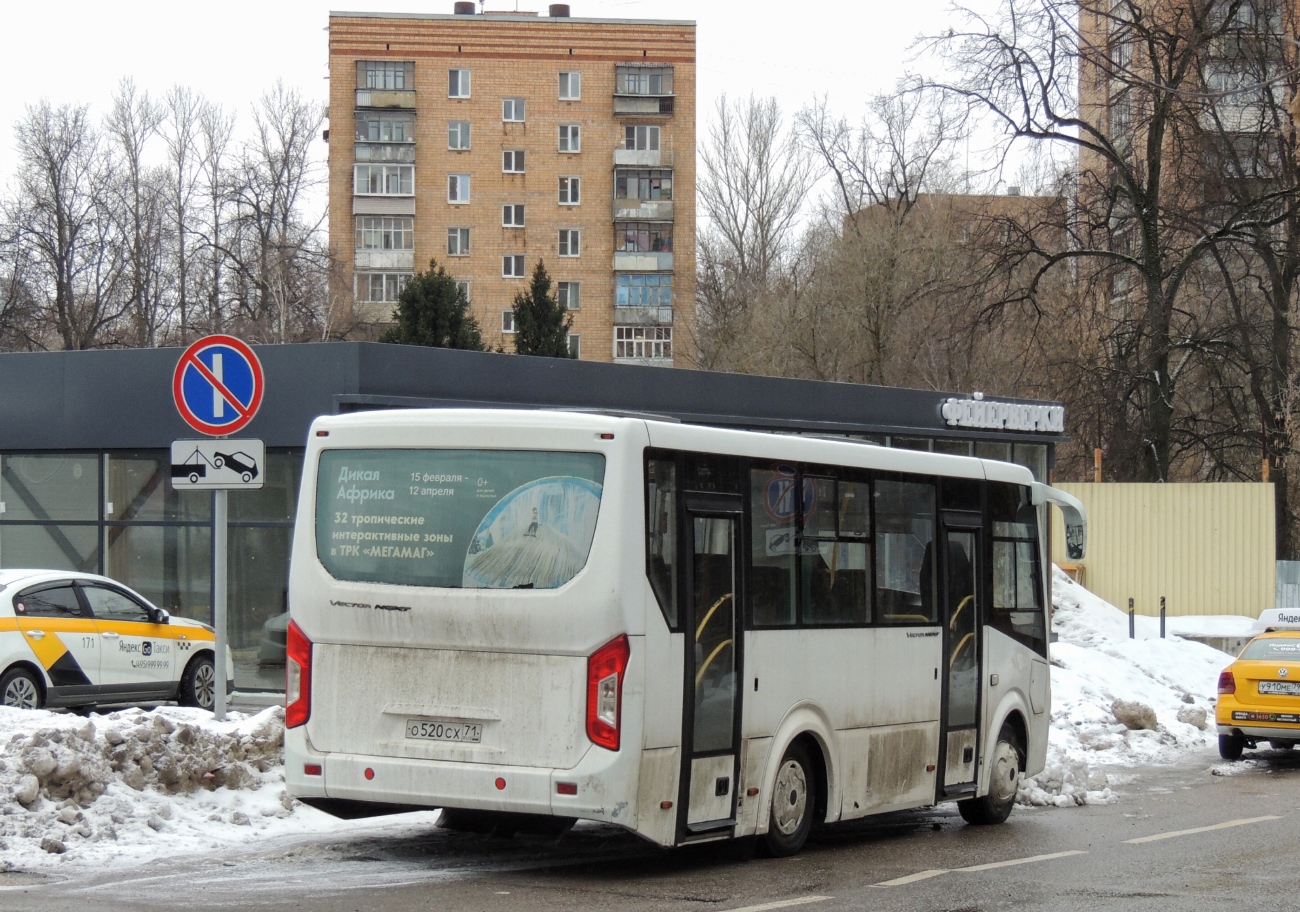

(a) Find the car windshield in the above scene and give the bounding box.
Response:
[1240,638,1300,661]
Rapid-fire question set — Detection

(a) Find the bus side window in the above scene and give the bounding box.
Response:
[874,479,937,624]
[749,466,796,626]
[989,483,1046,656]
[646,455,679,627]
[802,478,871,626]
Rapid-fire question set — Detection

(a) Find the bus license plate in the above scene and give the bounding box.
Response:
[1258,681,1300,696]
[406,719,482,743]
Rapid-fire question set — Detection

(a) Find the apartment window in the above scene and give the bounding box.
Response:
[503,149,525,173]
[616,168,673,200]
[615,65,673,96]
[354,164,414,196]
[617,221,672,252]
[559,176,581,205]
[568,334,581,358]
[559,71,581,100]
[503,255,526,277]
[358,61,413,90]
[448,174,471,204]
[502,98,525,122]
[625,125,661,151]
[355,271,412,304]
[449,68,471,98]
[355,111,414,142]
[559,124,581,153]
[615,326,672,360]
[558,229,581,257]
[616,273,672,306]
[502,310,516,333]
[558,281,580,310]
[456,280,471,301]
[447,227,470,256]
[502,204,525,227]
[448,121,471,150]
[355,216,414,250]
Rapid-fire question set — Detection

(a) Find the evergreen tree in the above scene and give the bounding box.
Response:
[379,259,485,350]
[511,259,573,357]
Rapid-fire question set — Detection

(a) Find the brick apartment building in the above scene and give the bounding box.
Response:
[328,3,696,364]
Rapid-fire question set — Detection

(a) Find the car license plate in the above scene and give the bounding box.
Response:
[1258,681,1300,696]
[405,719,482,743]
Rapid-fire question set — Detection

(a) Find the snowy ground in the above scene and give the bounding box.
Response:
[0,570,1260,872]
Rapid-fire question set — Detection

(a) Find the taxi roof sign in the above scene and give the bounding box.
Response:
[1254,608,1300,633]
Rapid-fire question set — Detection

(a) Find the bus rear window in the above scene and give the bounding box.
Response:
[316,449,605,589]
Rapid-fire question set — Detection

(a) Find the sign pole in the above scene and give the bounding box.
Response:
[213,488,228,721]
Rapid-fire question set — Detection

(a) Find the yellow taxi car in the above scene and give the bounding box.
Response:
[0,569,229,712]
[1216,617,1300,760]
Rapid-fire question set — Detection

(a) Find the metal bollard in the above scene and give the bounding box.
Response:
[1160,596,1166,639]
[1129,598,1135,639]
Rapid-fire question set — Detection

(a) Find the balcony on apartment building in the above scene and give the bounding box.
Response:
[614,64,675,115]
[613,219,673,271]
[613,167,674,221]
[355,61,417,109]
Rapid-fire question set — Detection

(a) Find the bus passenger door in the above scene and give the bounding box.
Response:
[678,504,742,839]
[939,523,982,796]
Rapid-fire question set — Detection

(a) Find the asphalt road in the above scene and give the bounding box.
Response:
[3,745,1298,912]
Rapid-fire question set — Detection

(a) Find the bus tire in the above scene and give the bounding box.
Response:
[178,653,216,710]
[1218,734,1245,761]
[957,725,1021,825]
[762,741,816,857]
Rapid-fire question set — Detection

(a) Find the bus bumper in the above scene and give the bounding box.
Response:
[285,725,642,827]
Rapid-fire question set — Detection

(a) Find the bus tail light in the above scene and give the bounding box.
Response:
[1217,671,1236,695]
[285,620,313,728]
[587,634,630,751]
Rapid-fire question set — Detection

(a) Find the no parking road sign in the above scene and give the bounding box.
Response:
[172,334,264,436]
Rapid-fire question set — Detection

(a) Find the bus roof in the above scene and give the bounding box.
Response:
[308,408,1038,487]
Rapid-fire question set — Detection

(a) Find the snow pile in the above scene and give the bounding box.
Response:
[1018,568,1233,808]
[0,705,338,871]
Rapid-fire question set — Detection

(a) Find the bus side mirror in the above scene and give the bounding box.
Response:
[1031,483,1087,561]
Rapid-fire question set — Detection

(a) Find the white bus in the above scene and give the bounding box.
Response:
[285,409,1085,855]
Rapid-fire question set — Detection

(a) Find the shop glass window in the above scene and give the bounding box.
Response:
[108,453,210,522]
[0,524,99,573]
[0,454,98,521]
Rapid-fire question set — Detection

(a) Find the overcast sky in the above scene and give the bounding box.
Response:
[0,0,1000,201]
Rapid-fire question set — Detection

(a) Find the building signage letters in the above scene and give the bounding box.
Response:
[940,398,1065,434]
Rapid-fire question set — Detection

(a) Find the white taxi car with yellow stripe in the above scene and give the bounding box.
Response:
[0,570,230,712]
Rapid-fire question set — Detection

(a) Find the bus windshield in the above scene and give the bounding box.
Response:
[316,449,606,590]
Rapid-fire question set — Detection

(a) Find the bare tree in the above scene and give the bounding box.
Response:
[161,86,204,344]
[8,102,127,349]
[196,100,236,333]
[694,94,813,370]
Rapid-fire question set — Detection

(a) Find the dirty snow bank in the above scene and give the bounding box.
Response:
[1018,568,1231,808]
[0,705,344,871]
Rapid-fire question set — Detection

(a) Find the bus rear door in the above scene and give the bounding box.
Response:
[678,496,742,840]
[939,514,983,796]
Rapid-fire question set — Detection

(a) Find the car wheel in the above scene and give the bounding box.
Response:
[1218,733,1246,761]
[762,741,816,857]
[1,667,44,710]
[213,456,225,468]
[179,654,216,710]
[958,725,1022,826]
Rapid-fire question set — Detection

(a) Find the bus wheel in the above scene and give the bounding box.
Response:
[958,725,1021,825]
[763,741,815,857]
